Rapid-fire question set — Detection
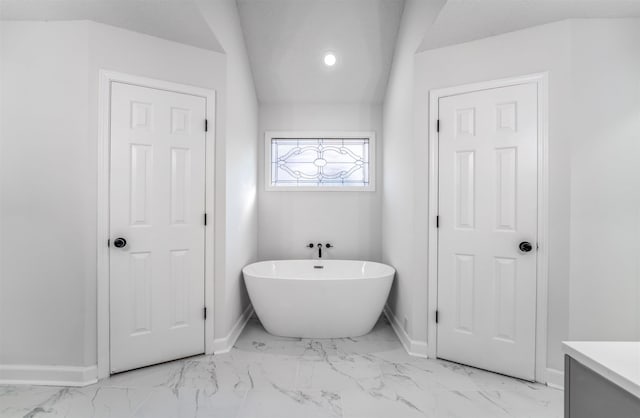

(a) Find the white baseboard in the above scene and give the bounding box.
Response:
[546,367,564,390]
[384,305,428,358]
[213,304,253,354]
[384,305,562,388]
[0,364,97,387]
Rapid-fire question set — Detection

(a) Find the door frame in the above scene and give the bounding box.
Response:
[97,70,216,379]
[427,73,549,383]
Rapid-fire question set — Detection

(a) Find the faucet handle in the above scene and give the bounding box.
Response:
[325,243,333,248]
[306,243,314,248]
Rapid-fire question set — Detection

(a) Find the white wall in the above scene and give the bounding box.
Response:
[381,0,445,344]
[0,21,225,368]
[196,0,259,339]
[86,21,227,362]
[0,1,259,374]
[388,17,640,376]
[568,19,640,341]
[1,21,91,366]
[412,21,573,372]
[258,104,382,262]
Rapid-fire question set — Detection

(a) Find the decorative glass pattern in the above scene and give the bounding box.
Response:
[270,138,370,188]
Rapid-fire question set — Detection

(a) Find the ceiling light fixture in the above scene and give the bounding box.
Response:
[323,52,337,67]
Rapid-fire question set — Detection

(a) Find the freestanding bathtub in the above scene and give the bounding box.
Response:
[242,259,395,338]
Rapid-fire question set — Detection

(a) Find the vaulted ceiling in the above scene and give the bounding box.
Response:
[3,0,640,105]
[236,0,405,104]
[237,0,640,104]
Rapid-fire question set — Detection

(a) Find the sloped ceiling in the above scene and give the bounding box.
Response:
[418,0,640,52]
[0,0,224,52]
[237,0,405,104]
[3,0,640,104]
[237,0,640,104]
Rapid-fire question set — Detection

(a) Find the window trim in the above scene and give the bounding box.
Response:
[264,131,376,192]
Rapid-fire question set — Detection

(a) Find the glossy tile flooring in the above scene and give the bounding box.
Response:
[0,316,562,417]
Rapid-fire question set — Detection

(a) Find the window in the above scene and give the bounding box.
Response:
[265,132,375,191]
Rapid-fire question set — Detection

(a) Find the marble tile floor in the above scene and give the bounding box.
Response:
[0,316,562,418]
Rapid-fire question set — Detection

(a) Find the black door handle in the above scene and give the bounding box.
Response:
[113,238,127,248]
[519,241,533,253]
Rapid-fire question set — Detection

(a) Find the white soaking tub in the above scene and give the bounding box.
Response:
[242,260,395,338]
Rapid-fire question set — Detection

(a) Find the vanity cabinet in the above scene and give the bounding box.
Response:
[563,342,640,418]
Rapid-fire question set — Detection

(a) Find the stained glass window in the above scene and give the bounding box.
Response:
[267,135,373,189]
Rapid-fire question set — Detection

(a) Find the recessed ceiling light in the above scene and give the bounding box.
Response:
[323,52,337,67]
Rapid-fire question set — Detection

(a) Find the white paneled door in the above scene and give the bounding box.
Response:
[437,83,538,381]
[109,82,207,374]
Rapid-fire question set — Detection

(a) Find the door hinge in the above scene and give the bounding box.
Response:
[436,215,439,228]
[204,213,207,226]
[205,119,208,132]
[203,307,207,320]
[435,310,439,324]
[436,119,440,132]
[107,239,110,247]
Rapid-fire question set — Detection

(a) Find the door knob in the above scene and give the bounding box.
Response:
[519,241,533,253]
[113,238,127,248]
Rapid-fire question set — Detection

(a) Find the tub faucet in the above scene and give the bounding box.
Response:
[317,243,323,258]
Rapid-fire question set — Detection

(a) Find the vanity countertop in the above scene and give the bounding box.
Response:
[562,341,640,398]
